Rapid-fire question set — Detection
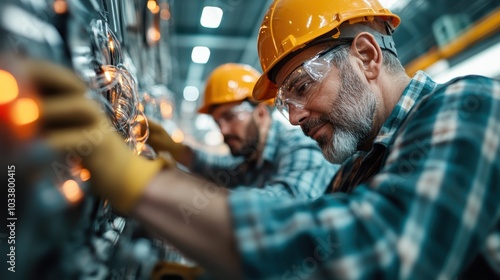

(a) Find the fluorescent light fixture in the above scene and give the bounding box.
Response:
[424,59,450,77]
[191,46,210,64]
[183,86,200,101]
[171,129,184,143]
[200,6,223,28]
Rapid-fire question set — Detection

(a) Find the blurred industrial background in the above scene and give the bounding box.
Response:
[3,0,499,148]
[166,0,500,146]
[0,0,499,279]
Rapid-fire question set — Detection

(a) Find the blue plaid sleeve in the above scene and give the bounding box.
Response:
[229,76,500,279]
[237,133,338,199]
[191,121,338,199]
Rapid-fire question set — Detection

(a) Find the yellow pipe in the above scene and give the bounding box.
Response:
[405,7,500,76]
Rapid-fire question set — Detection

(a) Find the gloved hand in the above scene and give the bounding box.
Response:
[147,118,186,161]
[28,59,173,213]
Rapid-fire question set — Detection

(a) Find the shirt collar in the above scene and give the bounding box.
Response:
[374,71,438,147]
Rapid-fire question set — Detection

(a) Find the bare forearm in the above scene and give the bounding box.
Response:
[133,168,242,279]
[174,144,195,168]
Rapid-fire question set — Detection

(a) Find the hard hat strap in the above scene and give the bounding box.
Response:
[336,24,398,57]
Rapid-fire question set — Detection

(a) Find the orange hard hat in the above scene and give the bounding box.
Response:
[198,63,273,114]
[253,0,401,101]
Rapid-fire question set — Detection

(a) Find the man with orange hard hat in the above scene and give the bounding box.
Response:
[146,63,337,198]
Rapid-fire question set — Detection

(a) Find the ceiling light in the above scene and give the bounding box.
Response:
[171,129,184,143]
[191,46,210,64]
[379,0,410,11]
[147,0,157,12]
[195,114,217,130]
[183,86,200,101]
[200,6,223,28]
[431,41,500,83]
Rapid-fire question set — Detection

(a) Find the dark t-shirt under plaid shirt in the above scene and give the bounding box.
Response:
[191,115,339,199]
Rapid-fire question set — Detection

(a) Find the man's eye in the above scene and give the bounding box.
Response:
[223,113,236,122]
[294,78,313,97]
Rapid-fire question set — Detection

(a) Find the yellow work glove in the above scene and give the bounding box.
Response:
[28,59,173,213]
[147,118,186,161]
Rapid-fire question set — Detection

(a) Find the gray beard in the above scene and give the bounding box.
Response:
[313,64,377,164]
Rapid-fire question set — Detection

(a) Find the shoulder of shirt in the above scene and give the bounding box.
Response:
[414,75,498,108]
[265,116,316,149]
[434,75,497,96]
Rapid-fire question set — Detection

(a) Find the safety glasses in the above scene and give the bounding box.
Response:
[213,100,255,127]
[275,44,349,120]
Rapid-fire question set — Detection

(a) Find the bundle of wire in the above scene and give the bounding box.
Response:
[86,19,154,157]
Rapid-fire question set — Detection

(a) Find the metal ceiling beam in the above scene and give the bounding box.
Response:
[239,0,275,70]
[173,34,249,49]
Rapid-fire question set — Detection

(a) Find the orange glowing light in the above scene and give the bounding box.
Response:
[11,98,39,125]
[80,168,91,182]
[53,0,68,14]
[138,103,144,112]
[171,129,184,143]
[161,9,171,20]
[0,69,19,104]
[60,179,84,204]
[147,0,157,11]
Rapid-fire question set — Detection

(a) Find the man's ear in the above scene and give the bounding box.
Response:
[351,32,382,80]
[254,103,269,119]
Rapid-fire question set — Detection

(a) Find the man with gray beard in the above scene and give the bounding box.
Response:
[147,63,338,199]
[32,0,500,279]
[303,53,377,164]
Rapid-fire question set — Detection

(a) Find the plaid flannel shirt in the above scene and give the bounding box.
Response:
[191,114,339,199]
[229,72,500,279]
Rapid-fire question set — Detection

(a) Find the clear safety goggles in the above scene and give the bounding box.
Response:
[275,44,349,120]
[213,100,255,127]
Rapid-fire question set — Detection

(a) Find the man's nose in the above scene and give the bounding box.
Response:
[288,105,310,125]
[218,120,231,134]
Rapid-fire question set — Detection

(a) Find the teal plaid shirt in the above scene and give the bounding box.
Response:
[229,72,500,279]
[191,114,339,199]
